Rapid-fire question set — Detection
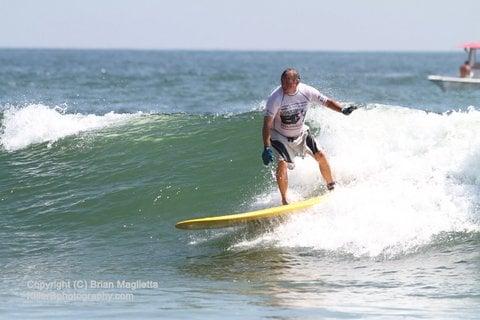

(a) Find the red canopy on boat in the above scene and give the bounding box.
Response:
[461,42,480,49]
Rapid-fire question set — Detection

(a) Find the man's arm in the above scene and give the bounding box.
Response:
[307,86,355,115]
[261,116,275,166]
[325,99,357,115]
[325,99,343,113]
[262,116,274,147]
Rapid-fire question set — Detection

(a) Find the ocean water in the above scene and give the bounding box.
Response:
[1,49,479,319]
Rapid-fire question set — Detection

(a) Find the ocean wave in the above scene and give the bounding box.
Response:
[0,104,143,152]
[226,104,480,257]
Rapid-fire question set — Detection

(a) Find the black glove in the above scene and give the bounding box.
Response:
[341,105,358,115]
[262,147,274,165]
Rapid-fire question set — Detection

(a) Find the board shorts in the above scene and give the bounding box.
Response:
[270,127,320,170]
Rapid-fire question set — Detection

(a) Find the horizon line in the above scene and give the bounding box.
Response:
[0,46,461,53]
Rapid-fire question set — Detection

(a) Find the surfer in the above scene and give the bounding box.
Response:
[261,68,356,205]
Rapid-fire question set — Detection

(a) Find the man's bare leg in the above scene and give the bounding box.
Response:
[313,151,335,188]
[276,160,289,205]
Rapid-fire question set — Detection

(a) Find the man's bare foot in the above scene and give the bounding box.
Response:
[327,182,336,191]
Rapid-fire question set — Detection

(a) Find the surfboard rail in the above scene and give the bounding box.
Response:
[175,194,328,230]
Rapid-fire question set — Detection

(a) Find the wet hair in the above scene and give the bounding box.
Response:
[465,61,470,64]
[281,68,301,82]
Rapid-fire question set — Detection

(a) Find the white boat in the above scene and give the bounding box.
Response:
[428,42,480,90]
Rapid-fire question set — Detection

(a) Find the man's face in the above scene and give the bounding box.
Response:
[281,75,299,95]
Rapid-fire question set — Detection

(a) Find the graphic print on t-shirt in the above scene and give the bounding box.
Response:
[279,101,308,130]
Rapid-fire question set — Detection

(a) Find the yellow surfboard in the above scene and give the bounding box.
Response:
[175,194,328,230]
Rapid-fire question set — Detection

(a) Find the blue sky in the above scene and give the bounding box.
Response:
[0,0,478,51]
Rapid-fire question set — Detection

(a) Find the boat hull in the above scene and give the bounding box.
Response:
[428,75,480,90]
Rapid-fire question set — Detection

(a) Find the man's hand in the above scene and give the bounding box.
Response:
[262,147,274,165]
[341,105,358,115]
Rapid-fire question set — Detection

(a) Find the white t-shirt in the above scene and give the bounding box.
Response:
[264,83,329,137]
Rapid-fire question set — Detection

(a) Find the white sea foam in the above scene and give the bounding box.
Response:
[235,105,480,257]
[0,104,141,151]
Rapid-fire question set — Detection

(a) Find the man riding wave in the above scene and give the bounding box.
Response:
[262,68,357,205]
